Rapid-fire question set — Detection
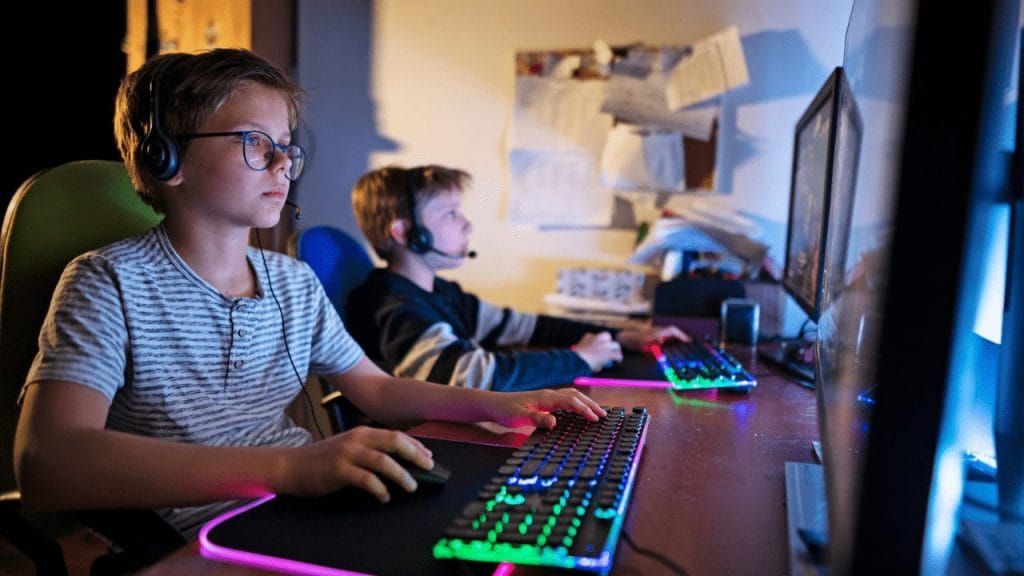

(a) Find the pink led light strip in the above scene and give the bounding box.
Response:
[199,494,371,576]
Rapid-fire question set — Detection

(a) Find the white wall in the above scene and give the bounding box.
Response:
[296,0,853,314]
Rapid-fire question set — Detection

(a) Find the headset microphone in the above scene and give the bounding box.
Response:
[285,200,302,220]
[428,247,476,259]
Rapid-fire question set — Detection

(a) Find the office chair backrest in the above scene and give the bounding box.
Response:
[293,225,375,323]
[291,225,376,434]
[0,160,163,491]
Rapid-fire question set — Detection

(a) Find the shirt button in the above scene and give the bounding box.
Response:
[234,360,244,369]
[237,328,247,337]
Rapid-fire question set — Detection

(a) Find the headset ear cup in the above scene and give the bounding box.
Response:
[409,225,433,255]
[139,129,179,181]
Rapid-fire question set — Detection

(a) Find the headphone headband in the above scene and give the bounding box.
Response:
[404,167,433,255]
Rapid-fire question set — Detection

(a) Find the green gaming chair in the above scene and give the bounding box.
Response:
[0,160,184,574]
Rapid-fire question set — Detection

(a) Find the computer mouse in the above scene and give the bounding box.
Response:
[393,458,451,494]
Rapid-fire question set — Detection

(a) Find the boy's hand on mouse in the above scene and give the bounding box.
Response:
[480,388,607,429]
[616,325,690,351]
[282,426,433,503]
[572,331,623,372]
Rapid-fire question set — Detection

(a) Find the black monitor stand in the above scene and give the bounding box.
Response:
[758,339,816,387]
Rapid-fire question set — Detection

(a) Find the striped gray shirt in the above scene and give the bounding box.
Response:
[25,225,363,536]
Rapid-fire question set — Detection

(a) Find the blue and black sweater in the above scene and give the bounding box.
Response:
[346,269,617,391]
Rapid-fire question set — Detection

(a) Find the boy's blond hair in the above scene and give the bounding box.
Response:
[352,165,470,259]
[114,49,303,213]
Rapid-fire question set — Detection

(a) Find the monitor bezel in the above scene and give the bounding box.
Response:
[782,67,848,322]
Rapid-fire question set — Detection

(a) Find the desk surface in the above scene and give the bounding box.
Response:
[141,319,819,576]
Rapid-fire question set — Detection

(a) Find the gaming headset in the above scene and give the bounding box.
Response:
[404,167,434,255]
[139,57,181,181]
[401,166,476,260]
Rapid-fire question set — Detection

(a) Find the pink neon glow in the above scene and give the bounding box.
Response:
[574,376,671,388]
[199,494,372,576]
[491,561,517,576]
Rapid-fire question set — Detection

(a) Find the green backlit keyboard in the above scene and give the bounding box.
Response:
[433,406,649,573]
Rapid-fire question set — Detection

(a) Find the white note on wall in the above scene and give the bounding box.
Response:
[599,124,685,192]
[507,74,615,226]
[665,25,750,111]
[509,76,612,155]
[601,49,719,140]
[507,149,611,226]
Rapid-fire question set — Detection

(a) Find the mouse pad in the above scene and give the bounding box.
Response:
[201,438,513,575]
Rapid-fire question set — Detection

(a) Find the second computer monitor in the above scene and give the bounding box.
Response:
[783,66,861,323]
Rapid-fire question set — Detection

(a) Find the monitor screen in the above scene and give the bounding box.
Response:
[782,68,849,323]
[816,0,1023,574]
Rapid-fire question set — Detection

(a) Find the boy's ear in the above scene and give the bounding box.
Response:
[161,167,185,187]
[388,219,409,246]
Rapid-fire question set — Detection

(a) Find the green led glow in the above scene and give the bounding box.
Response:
[505,494,526,506]
[594,507,618,519]
[433,540,577,569]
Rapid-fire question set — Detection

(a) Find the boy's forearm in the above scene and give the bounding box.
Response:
[18,426,288,512]
[333,364,493,427]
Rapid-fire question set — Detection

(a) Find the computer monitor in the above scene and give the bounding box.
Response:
[814,0,1023,574]
[782,67,853,324]
[770,67,863,386]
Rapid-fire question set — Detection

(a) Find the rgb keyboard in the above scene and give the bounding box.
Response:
[433,406,649,573]
[651,339,757,391]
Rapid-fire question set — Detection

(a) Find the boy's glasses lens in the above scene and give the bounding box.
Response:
[240,131,305,181]
[177,131,306,181]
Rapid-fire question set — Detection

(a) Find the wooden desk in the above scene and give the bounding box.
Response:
[142,319,819,576]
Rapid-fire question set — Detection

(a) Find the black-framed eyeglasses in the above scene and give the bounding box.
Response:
[177,130,306,181]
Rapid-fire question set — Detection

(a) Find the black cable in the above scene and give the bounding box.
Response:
[620,528,690,576]
[255,230,326,440]
[796,317,814,339]
[759,317,818,344]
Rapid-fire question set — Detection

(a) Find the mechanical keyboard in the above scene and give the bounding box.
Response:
[650,339,757,391]
[433,406,649,573]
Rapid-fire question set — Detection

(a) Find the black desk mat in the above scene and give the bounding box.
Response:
[202,438,514,575]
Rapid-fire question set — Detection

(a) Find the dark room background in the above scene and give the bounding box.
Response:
[4,4,126,211]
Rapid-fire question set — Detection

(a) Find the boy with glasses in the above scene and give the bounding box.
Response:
[14,49,605,540]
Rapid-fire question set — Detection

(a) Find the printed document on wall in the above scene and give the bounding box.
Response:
[600,46,719,140]
[665,26,749,111]
[507,75,614,226]
[600,124,685,192]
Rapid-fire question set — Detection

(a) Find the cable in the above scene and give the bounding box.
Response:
[620,529,690,576]
[255,230,326,440]
[796,317,814,339]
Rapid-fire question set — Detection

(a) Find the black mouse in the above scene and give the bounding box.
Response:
[392,458,451,494]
